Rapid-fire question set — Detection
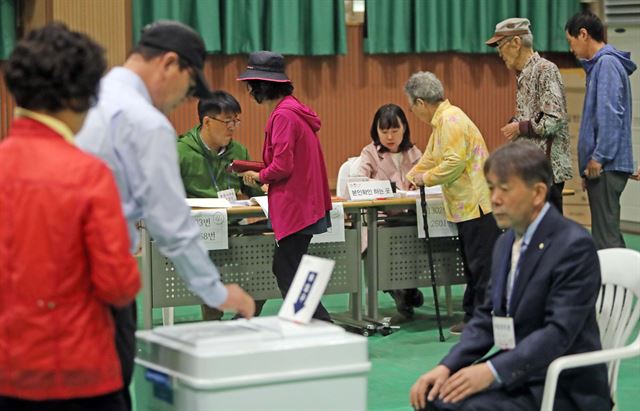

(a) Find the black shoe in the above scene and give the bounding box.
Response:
[397,306,415,318]
[389,290,415,318]
[405,288,424,308]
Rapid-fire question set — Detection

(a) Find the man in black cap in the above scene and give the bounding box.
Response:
[76,20,255,411]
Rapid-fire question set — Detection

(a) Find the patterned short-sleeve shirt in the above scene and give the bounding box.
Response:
[515,53,573,183]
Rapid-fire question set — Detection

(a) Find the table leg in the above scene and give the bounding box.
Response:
[366,207,379,320]
[349,210,363,321]
[141,227,153,329]
[162,307,174,326]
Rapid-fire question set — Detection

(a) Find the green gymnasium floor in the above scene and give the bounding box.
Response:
[133,233,640,410]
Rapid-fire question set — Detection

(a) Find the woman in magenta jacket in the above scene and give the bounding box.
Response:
[238,51,332,321]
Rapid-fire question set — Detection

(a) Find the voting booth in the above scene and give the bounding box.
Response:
[134,317,370,410]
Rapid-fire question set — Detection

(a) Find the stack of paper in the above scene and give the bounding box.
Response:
[185,198,232,209]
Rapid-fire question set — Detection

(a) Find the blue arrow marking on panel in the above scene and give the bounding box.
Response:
[294,271,318,313]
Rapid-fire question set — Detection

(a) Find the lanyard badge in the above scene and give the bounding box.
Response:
[492,315,516,350]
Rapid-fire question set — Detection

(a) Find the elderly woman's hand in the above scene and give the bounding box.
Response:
[241,171,261,188]
[409,173,426,187]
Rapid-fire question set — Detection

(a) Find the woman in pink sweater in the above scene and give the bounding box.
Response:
[356,104,422,191]
[356,104,425,319]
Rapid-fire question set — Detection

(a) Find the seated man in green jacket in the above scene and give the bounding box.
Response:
[178,91,264,199]
[178,91,265,320]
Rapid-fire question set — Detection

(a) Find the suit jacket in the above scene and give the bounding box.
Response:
[441,206,610,410]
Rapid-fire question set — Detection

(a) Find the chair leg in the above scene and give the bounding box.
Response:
[162,307,174,326]
[445,285,453,317]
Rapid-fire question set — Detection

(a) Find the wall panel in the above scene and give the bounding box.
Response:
[1,0,130,140]
[51,0,130,68]
[0,64,15,139]
[2,23,577,177]
[169,25,577,188]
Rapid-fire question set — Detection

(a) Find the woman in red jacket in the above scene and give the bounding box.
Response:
[237,51,333,321]
[0,23,140,411]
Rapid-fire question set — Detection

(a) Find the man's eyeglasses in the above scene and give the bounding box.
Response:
[208,116,241,128]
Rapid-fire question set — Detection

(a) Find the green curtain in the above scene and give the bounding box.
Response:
[364,0,581,54]
[0,0,16,60]
[132,0,346,55]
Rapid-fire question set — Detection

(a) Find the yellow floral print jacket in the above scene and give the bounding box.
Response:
[408,100,492,223]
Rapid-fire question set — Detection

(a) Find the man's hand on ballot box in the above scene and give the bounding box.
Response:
[219,284,256,319]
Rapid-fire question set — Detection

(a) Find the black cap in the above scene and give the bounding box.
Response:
[139,20,212,98]
[236,51,290,83]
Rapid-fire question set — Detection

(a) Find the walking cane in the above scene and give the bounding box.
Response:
[419,185,445,342]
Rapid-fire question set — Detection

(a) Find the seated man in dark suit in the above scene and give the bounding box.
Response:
[409,141,610,411]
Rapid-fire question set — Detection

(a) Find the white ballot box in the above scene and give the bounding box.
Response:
[134,316,370,411]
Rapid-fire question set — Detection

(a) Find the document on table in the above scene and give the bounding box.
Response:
[186,198,232,209]
[396,185,443,198]
[250,196,269,218]
[230,199,253,207]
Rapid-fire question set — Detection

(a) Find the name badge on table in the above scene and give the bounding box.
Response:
[217,188,237,202]
[348,180,394,201]
[492,316,516,350]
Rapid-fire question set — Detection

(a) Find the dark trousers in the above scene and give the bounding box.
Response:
[419,378,611,411]
[0,391,127,411]
[419,386,537,411]
[273,233,331,321]
[585,171,629,249]
[549,181,565,214]
[110,302,137,411]
[456,210,501,323]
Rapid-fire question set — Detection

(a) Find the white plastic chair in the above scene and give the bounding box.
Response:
[540,248,640,411]
[336,156,361,198]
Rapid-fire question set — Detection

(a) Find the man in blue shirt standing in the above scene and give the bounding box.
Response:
[76,21,255,410]
[565,11,637,249]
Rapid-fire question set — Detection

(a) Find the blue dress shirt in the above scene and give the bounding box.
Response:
[76,67,227,307]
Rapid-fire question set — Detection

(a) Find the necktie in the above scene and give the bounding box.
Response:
[506,237,527,313]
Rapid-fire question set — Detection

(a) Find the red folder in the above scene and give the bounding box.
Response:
[227,160,265,173]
